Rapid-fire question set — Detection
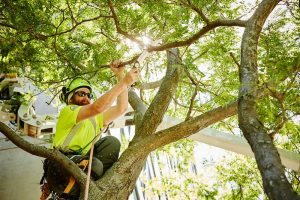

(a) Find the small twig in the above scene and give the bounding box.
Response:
[185,87,198,121]
[96,29,119,42]
[46,89,62,105]
[108,0,144,46]
[66,0,78,25]
[184,0,210,23]
[229,52,241,69]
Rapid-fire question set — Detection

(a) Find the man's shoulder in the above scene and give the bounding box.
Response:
[58,105,81,119]
[61,105,80,112]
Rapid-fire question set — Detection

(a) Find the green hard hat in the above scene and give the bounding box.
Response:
[60,77,92,103]
[65,77,92,94]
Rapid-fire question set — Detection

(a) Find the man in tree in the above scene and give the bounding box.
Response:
[45,61,139,198]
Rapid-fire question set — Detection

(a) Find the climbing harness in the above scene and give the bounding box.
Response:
[40,156,89,200]
[40,117,104,200]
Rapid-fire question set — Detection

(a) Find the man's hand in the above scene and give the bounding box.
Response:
[122,67,139,86]
[110,60,125,80]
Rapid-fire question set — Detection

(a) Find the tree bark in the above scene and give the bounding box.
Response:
[134,48,182,138]
[238,0,300,199]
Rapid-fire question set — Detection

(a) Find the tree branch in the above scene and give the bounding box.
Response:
[66,0,78,25]
[128,89,147,127]
[134,48,182,138]
[107,0,245,53]
[229,52,241,69]
[71,36,96,47]
[138,74,288,152]
[52,43,85,70]
[147,19,246,52]
[141,100,238,151]
[0,122,89,189]
[135,79,163,90]
[185,87,197,121]
[97,29,119,43]
[31,14,112,40]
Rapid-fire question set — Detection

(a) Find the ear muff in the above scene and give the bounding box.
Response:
[62,86,67,94]
[59,86,67,104]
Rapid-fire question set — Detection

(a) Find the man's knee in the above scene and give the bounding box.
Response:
[94,136,121,162]
[107,136,120,150]
[100,136,121,152]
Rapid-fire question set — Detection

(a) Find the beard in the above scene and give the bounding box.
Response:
[74,99,91,106]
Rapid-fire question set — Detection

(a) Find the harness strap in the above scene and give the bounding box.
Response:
[63,177,75,194]
[63,159,89,194]
[61,118,97,152]
[62,123,82,148]
[75,118,99,155]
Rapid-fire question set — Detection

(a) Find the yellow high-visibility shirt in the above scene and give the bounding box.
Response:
[53,105,103,155]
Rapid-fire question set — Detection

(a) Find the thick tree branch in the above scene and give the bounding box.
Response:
[95,54,141,70]
[138,77,288,152]
[128,89,147,127]
[141,100,238,151]
[104,55,296,142]
[135,79,163,90]
[0,121,91,189]
[134,48,182,138]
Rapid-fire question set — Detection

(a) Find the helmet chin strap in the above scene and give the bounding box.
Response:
[66,92,74,105]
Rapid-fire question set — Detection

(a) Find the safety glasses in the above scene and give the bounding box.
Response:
[75,91,93,99]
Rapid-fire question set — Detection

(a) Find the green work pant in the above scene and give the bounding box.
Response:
[88,135,121,179]
[45,136,120,199]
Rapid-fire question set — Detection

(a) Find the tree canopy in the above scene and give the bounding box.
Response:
[0,0,299,199]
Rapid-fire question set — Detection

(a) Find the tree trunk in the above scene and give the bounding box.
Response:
[238,0,300,199]
[90,48,182,199]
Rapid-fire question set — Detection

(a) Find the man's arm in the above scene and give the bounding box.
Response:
[103,63,128,125]
[76,67,138,123]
